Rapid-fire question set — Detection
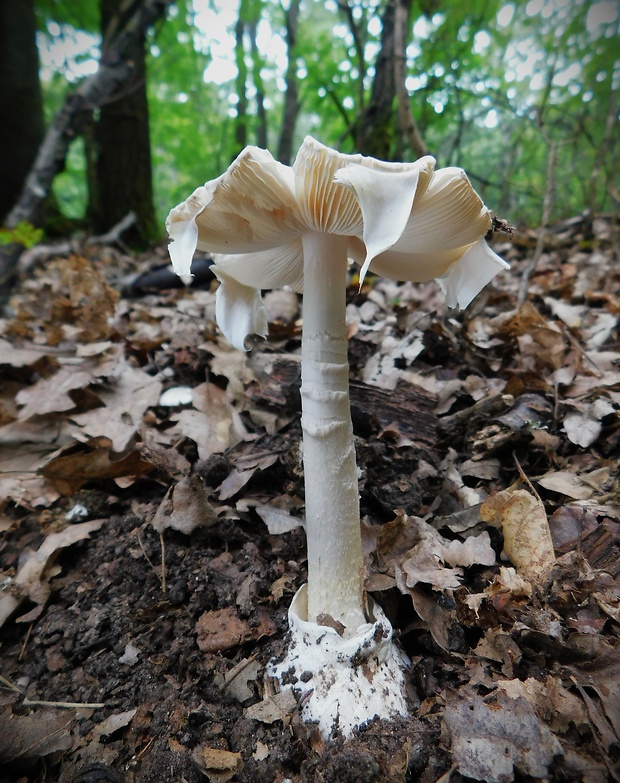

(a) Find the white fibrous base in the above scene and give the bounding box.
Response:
[269,585,410,738]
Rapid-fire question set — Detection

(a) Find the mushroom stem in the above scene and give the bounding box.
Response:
[300,231,366,634]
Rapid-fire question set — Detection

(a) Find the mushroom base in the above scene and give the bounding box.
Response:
[270,585,410,739]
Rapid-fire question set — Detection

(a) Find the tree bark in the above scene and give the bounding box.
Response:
[393,0,429,159]
[249,12,268,149]
[90,0,159,246]
[1,0,171,297]
[277,0,301,165]
[355,0,397,159]
[234,0,249,154]
[0,0,44,222]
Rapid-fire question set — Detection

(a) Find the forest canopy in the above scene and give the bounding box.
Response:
[7,0,620,243]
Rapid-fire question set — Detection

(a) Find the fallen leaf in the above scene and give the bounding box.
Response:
[151,474,216,534]
[42,439,154,495]
[537,470,592,500]
[442,531,496,569]
[481,488,555,583]
[255,503,304,534]
[0,697,73,764]
[193,746,243,783]
[215,656,261,703]
[15,367,93,419]
[195,606,276,653]
[93,709,137,741]
[443,689,562,783]
[0,338,48,368]
[570,652,620,740]
[70,364,162,452]
[0,518,105,628]
[244,688,298,724]
[497,677,588,733]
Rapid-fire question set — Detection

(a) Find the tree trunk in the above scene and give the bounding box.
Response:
[0,0,44,222]
[393,0,428,159]
[355,0,397,159]
[249,14,268,148]
[234,1,249,154]
[277,0,301,165]
[1,0,170,298]
[91,0,159,246]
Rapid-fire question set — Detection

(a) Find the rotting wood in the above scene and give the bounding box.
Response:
[249,356,436,446]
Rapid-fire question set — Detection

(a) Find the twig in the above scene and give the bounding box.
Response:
[516,141,557,308]
[0,674,104,709]
[19,621,34,661]
[137,529,165,592]
[159,531,167,594]
[22,698,105,709]
[18,211,138,274]
[86,211,136,247]
[513,454,543,503]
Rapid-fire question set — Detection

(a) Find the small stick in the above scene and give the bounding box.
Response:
[137,529,165,592]
[0,674,104,709]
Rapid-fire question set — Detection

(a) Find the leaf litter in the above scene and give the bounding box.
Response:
[0,215,618,782]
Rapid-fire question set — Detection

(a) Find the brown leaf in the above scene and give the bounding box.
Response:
[193,746,243,783]
[443,689,562,783]
[571,652,620,740]
[497,677,588,734]
[481,488,555,583]
[42,439,154,495]
[151,474,216,534]
[538,470,595,500]
[0,697,73,764]
[16,367,93,419]
[0,519,104,628]
[70,364,162,452]
[195,606,276,653]
[244,688,298,725]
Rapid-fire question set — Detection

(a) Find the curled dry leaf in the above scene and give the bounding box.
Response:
[0,518,104,628]
[151,474,216,534]
[481,488,555,583]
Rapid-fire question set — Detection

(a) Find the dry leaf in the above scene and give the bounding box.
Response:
[15,367,93,419]
[538,471,591,500]
[193,745,243,783]
[0,338,48,368]
[255,503,304,534]
[497,677,588,734]
[151,474,216,534]
[42,439,154,495]
[71,364,162,452]
[570,653,620,740]
[195,606,276,653]
[443,689,562,783]
[481,488,555,583]
[0,518,104,628]
[215,656,261,703]
[93,709,138,741]
[244,688,298,724]
[0,697,73,764]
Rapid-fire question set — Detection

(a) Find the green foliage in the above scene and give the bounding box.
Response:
[0,221,44,248]
[34,0,619,229]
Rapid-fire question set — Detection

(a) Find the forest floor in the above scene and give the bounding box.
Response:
[0,214,618,783]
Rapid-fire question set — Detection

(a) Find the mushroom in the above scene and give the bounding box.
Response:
[166,136,508,736]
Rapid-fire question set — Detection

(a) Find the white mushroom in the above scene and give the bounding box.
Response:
[166,136,508,736]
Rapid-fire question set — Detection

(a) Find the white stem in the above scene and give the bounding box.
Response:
[300,232,366,633]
